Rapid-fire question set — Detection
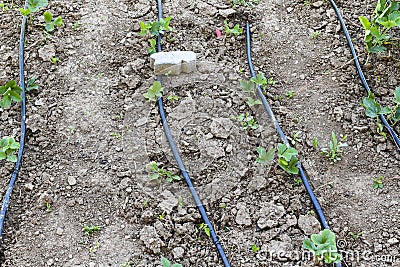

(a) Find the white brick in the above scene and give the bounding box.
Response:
[150,51,196,75]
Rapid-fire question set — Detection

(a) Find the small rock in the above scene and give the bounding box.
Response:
[56,227,63,236]
[298,215,321,235]
[256,202,286,230]
[312,1,324,8]
[218,8,236,17]
[210,118,233,139]
[287,7,293,13]
[140,226,164,253]
[172,247,185,259]
[157,190,177,213]
[235,203,252,226]
[24,183,34,191]
[67,176,77,186]
[38,44,56,61]
[388,238,399,246]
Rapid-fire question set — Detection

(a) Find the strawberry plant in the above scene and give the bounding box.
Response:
[144,81,163,102]
[161,257,182,267]
[240,80,262,107]
[198,223,211,237]
[26,77,39,92]
[224,20,243,36]
[359,0,400,53]
[139,17,173,55]
[43,11,63,32]
[146,161,181,183]
[235,112,259,131]
[19,0,48,16]
[0,137,20,162]
[303,229,341,264]
[0,80,22,109]
[362,87,400,125]
[372,176,384,189]
[256,144,299,174]
[256,146,275,165]
[321,132,347,164]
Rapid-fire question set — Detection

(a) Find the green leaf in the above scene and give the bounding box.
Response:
[286,157,299,174]
[250,73,267,87]
[28,0,48,13]
[359,16,371,29]
[161,257,171,267]
[45,23,55,32]
[303,238,317,251]
[144,81,163,101]
[171,264,182,267]
[393,106,400,122]
[1,95,12,109]
[18,8,31,16]
[362,92,391,118]
[256,146,275,164]
[369,45,387,53]
[246,97,262,107]
[277,143,298,161]
[0,152,6,160]
[7,154,17,162]
[240,80,254,93]
[54,16,63,27]
[149,173,159,180]
[43,11,52,22]
[394,87,400,104]
[9,90,22,102]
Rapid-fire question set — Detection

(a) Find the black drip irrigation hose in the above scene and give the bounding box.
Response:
[245,23,343,267]
[328,0,400,151]
[155,1,231,266]
[0,1,27,239]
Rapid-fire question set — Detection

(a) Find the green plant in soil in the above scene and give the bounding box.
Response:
[0,137,20,162]
[362,88,400,126]
[83,224,101,235]
[286,90,295,99]
[161,257,182,267]
[198,223,211,237]
[372,176,384,189]
[349,231,363,239]
[144,81,163,102]
[231,0,258,8]
[43,11,63,32]
[256,146,275,165]
[359,0,400,53]
[26,77,39,92]
[139,17,173,55]
[167,95,179,102]
[251,244,260,253]
[313,137,318,150]
[0,80,22,109]
[146,161,181,183]
[224,20,243,36]
[235,112,259,131]
[256,143,299,174]
[321,131,347,164]
[303,229,341,264]
[19,0,48,16]
[288,130,302,145]
[0,1,10,11]
[240,79,262,107]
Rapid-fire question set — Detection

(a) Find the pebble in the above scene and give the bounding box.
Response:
[388,238,399,246]
[312,1,324,8]
[67,176,77,186]
[56,227,63,236]
[297,215,321,235]
[173,247,185,258]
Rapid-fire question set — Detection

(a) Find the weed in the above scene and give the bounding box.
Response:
[313,137,318,149]
[235,112,259,131]
[198,223,211,237]
[267,77,276,86]
[256,146,275,165]
[19,0,48,16]
[288,131,302,145]
[177,196,184,207]
[45,201,51,211]
[0,80,22,109]
[146,161,181,183]
[89,241,100,253]
[224,20,243,36]
[83,224,101,235]
[303,229,341,264]
[376,122,387,138]
[144,81,163,102]
[294,178,302,185]
[277,143,299,174]
[251,244,260,253]
[286,90,295,99]
[159,210,166,220]
[349,231,363,239]
[321,132,347,164]
[304,0,311,6]
[167,95,179,102]
[0,137,20,162]
[232,0,258,8]
[312,31,321,39]
[51,57,60,63]
[72,21,80,30]
[43,11,62,32]
[372,176,384,189]
[0,2,10,11]
[26,77,39,92]
[161,257,182,267]
[359,0,400,53]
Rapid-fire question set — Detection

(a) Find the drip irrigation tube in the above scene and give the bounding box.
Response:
[245,23,342,267]
[0,0,28,239]
[155,0,231,266]
[328,0,400,151]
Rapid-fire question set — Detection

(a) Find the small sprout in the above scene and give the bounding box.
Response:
[144,81,163,102]
[251,244,260,253]
[303,229,341,264]
[146,161,181,183]
[0,80,22,109]
[167,95,179,102]
[349,231,362,239]
[43,11,62,32]
[51,57,60,63]
[148,38,157,55]
[139,17,173,37]
[199,223,211,237]
[277,143,299,175]
[267,77,276,85]
[288,131,302,145]
[286,90,295,99]
[313,137,318,149]
[83,224,101,235]
[372,176,384,189]
[235,112,259,131]
[26,77,39,92]
[19,0,48,16]
[303,0,311,6]
[250,73,267,88]
[177,196,184,207]
[46,201,51,211]
[0,137,20,163]
[224,20,243,36]
[256,146,275,165]
[161,257,182,267]
[159,210,166,220]
[321,132,348,164]
[312,31,321,39]
[294,178,302,185]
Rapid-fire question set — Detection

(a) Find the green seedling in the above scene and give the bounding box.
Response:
[120,261,134,267]
[161,257,182,267]
[251,244,260,253]
[256,146,275,165]
[83,224,101,235]
[224,20,243,36]
[349,231,363,239]
[250,73,267,88]
[45,201,51,211]
[143,198,150,207]
[139,17,173,36]
[312,31,321,39]
[304,0,311,6]
[362,88,400,126]
[89,241,100,253]
[303,229,341,264]
[51,57,60,63]
[177,196,184,207]
[294,178,302,185]
[159,210,166,220]
[26,77,39,92]
[267,77,276,86]
[232,0,259,8]
[19,0,48,16]
[148,38,157,55]
[286,90,295,99]
[376,122,387,137]
[0,2,10,11]
[277,143,299,174]
[313,137,318,149]
[246,97,262,107]
[144,81,163,102]
[372,176,384,189]
[240,80,262,107]
[0,80,22,109]
[235,112,259,131]
[321,132,347,164]
[43,11,62,32]
[288,131,302,145]
[359,0,400,53]
[146,161,181,183]
[167,95,179,102]
[0,137,20,162]
[199,223,211,237]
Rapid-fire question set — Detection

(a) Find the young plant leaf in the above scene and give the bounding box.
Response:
[256,146,275,165]
[362,92,391,118]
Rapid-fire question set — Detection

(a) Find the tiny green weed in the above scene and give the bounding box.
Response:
[51,57,60,63]
[43,11,62,32]
[146,161,181,183]
[312,31,321,39]
[0,137,20,162]
[177,196,184,207]
[321,132,347,164]
[286,90,295,99]
[83,224,101,235]
[372,176,384,189]
[0,2,10,11]
[251,244,260,253]
[198,223,211,237]
[144,81,163,102]
[224,20,243,36]
[294,178,302,186]
[159,210,166,220]
[313,137,318,149]
[139,17,172,37]
[161,257,182,267]
[19,0,48,16]
[349,231,363,239]
[26,77,39,92]
[0,80,22,109]
[303,229,341,264]
[167,95,179,102]
[288,131,302,145]
[235,112,259,131]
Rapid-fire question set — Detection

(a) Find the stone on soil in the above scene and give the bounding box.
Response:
[297,215,321,235]
[150,51,196,75]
